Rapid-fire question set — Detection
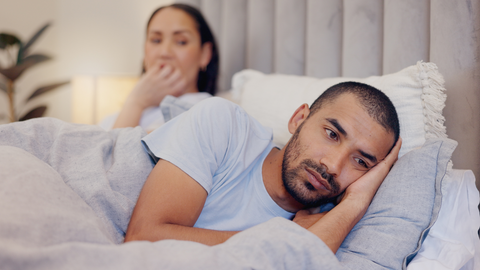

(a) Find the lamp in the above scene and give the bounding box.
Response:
[71,75,138,125]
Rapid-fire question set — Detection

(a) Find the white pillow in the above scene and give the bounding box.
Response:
[230,61,447,157]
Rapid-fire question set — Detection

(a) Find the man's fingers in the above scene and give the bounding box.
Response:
[345,138,402,199]
[295,209,310,217]
[384,137,402,165]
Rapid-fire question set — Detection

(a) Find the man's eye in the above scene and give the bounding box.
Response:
[177,40,187,45]
[326,129,338,140]
[354,157,368,169]
[151,38,161,44]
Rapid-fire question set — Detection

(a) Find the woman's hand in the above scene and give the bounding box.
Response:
[129,60,188,110]
[112,61,188,129]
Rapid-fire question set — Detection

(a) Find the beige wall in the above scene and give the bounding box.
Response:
[0,0,174,123]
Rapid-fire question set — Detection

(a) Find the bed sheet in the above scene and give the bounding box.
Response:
[408,170,480,270]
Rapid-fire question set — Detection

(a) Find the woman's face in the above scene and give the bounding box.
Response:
[144,7,211,92]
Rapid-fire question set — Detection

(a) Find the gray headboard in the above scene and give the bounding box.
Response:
[175,0,480,189]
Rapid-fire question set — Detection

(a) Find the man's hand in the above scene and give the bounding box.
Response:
[341,137,402,206]
[293,209,327,229]
[301,138,402,253]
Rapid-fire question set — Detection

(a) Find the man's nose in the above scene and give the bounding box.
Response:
[320,146,347,177]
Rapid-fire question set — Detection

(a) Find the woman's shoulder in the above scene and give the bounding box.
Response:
[178,92,212,105]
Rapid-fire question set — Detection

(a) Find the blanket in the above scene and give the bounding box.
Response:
[0,118,342,270]
[0,118,153,244]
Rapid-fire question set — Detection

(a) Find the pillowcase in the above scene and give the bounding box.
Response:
[230,61,447,158]
[336,138,457,269]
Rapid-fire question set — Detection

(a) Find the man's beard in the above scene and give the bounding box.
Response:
[281,124,340,208]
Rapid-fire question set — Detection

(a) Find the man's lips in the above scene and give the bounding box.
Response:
[305,167,331,192]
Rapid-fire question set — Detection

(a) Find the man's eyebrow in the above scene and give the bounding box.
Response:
[326,118,347,136]
[359,150,377,164]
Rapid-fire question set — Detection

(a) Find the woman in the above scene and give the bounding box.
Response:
[100,4,219,132]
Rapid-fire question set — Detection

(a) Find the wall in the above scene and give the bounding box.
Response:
[0,0,59,123]
[173,0,480,190]
[0,0,173,123]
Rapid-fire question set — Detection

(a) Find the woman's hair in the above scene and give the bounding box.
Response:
[145,4,219,95]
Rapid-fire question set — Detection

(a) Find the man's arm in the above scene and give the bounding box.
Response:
[125,159,238,245]
[294,138,402,253]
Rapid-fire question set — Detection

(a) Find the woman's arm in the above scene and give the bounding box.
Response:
[125,159,238,245]
[113,97,147,129]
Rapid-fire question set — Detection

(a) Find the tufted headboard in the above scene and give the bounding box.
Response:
[173,0,480,189]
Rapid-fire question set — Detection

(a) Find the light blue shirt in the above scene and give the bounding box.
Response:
[142,97,294,231]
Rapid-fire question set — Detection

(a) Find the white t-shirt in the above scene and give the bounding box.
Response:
[142,97,294,231]
[99,92,211,133]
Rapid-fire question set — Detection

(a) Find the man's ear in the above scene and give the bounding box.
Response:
[288,104,310,134]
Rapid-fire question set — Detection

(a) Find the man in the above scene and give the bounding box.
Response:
[125,81,401,253]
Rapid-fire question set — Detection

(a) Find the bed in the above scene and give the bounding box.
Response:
[1,0,479,269]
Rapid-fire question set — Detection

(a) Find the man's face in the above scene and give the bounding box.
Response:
[282,93,395,208]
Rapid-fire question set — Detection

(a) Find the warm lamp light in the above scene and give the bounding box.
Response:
[71,75,138,125]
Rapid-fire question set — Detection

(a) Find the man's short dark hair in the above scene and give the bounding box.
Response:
[309,81,400,144]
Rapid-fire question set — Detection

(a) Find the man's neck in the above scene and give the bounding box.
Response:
[262,147,305,213]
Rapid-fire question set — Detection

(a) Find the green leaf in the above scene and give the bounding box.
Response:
[0,33,21,49]
[19,23,51,62]
[0,54,51,81]
[16,43,24,65]
[19,106,47,121]
[26,81,69,101]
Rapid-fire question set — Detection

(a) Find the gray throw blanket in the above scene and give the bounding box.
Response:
[0,118,153,244]
[0,118,342,270]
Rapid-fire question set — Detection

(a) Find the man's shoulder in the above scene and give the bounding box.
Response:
[189,97,272,141]
[195,97,241,111]
[191,97,247,121]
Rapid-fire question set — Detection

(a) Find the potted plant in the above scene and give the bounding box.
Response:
[0,22,68,122]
